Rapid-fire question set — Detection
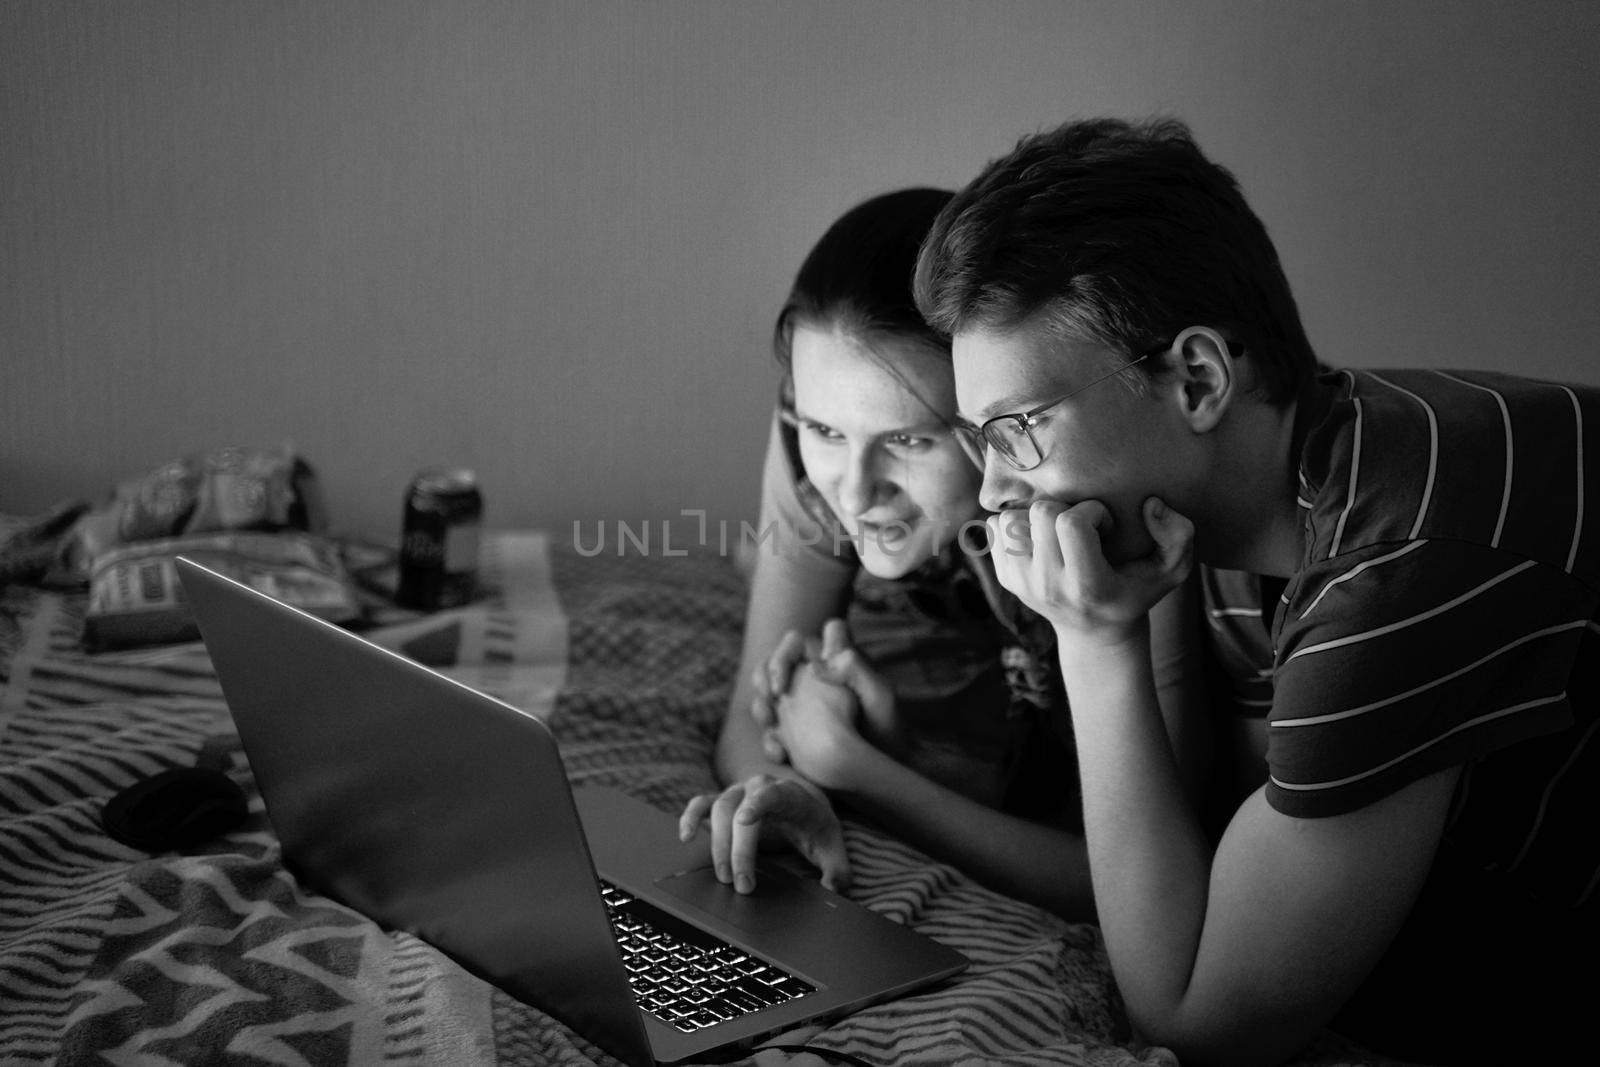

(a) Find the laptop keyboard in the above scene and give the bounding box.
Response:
[599,879,816,1033]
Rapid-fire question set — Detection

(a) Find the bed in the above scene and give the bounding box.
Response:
[0,523,1399,1066]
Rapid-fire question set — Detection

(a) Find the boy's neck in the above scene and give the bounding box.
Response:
[1195,394,1306,579]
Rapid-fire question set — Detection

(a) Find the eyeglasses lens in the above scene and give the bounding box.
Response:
[985,419,1040,471]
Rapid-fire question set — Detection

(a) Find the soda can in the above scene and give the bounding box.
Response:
[396,469,483,610]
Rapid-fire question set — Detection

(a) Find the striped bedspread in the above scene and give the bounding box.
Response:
[0,530,1387,1066]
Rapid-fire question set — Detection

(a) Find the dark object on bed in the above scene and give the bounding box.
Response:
[100,766,249,852]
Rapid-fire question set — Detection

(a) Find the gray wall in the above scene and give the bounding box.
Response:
[5,1,1598,542]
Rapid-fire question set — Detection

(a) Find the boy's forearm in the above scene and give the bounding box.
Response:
[1057,634,1213,1019]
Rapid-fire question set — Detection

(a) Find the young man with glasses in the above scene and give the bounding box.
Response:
[913,117,1598,1064]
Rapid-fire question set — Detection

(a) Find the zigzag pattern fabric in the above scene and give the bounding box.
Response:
[1,535,1381,1066]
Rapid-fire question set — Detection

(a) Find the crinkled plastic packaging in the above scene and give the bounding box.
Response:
[84,530,360,651]
[56,444,356,650]
[61,444,327,580]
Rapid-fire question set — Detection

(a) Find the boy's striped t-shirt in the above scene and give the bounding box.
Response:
[1202,367,1600,914]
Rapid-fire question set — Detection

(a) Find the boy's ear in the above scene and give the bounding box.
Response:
[1169,326,1237,433]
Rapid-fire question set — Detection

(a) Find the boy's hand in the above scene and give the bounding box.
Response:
[989,496,1193,648]
[677,774,851,894]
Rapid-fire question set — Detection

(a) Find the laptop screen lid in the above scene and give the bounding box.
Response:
[176,555,657,1067]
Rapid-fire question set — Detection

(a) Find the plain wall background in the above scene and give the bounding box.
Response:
[4,1,1599,544]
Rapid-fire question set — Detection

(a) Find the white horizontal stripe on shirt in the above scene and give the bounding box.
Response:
[1298,539,1429,622]
[1284,559,1538,663]
[1270,692,1568,793]
[1273,619,1588,729]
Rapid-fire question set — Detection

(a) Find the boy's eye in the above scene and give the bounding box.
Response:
[886,434,934,450]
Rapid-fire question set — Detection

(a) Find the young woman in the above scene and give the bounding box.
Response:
[677,189,1208,918]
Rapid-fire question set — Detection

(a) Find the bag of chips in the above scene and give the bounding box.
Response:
[60,443,328,579]
[53,444,360,650]
[83,529,361,651]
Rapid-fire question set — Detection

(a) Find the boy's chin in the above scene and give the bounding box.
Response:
[1102,517,1158,567]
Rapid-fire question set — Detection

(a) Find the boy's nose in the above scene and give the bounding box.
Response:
[978,453,1026,514]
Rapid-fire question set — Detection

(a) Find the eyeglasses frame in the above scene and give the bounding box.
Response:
[962,341,1170,471]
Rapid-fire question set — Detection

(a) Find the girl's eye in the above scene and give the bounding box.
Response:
[801,419,844,441]
[887,434,935,451]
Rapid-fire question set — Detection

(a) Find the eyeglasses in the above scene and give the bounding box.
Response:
[958,344,1165,472]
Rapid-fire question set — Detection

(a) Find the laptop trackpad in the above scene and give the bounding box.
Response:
[653,864,839,938]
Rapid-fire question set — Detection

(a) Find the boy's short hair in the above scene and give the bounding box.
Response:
[914,117,1317,404]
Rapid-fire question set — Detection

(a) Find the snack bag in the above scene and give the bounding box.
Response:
[83,530,360,651]
[51,444,358,650]
[60,444,327,580]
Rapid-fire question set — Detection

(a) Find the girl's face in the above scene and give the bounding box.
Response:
[789,324,982,579]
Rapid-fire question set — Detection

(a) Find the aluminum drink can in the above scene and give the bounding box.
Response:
[396,469,483,609]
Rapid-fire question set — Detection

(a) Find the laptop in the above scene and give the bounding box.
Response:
[175,556,967,1066]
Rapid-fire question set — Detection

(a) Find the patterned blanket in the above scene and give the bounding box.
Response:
[0,530,1395,1066]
